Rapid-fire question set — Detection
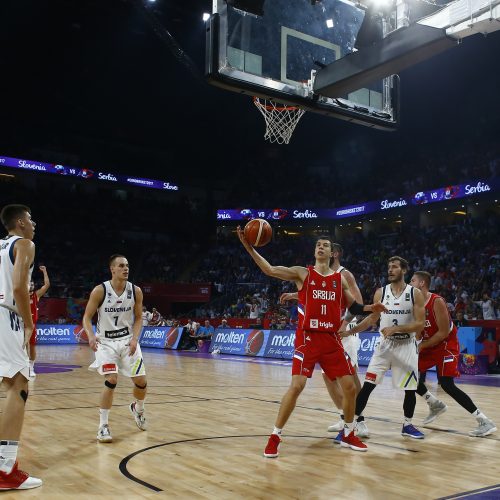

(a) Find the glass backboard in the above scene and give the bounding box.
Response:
[206,0,399,130]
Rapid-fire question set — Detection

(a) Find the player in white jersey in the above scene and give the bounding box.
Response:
[341,256,426,440]
[83,254,148,443]
[141,306,152,327]
[0,205,42,490]
[280,243,363,434]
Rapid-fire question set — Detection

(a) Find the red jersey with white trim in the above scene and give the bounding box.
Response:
[297,266,343,333]
[30,292,38,324]
[423,293,458,346]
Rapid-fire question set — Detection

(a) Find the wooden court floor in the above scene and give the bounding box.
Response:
[1,345,499,499]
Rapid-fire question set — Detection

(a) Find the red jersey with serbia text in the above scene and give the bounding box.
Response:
[297,266,343,333]
[423,293,459,351]
[30,292,39,324]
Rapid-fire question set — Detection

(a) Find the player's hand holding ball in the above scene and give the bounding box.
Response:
[238,219,273,249]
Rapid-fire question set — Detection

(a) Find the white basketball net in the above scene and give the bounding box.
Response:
[253,97,305,145]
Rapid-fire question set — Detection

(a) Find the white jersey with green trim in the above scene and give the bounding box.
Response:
[97,281,136,340]
[379,283,416,340]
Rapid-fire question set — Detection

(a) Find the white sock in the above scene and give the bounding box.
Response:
[404,417,412,426]
[422,391,438,405]
[99,409,110,427]
[272,427,282,436]
[472,409,487,421]
[344,421,355,436]
[135,399,145,412]
[0,440,19,474]
[29,360,35,369]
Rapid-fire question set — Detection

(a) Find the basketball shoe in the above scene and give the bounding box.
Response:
[355,421,370,438]
[423,400,447,425]
[328,419,344,432]
[97,424,113,443]
[341,432,368,452]
[469,418,497,437]
[263,434,281,458]
[402,424,425,439]
[332,430,343,445]
[0,462,42,490]
[129,402,147,431]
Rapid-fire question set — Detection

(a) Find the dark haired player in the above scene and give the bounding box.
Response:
[0,204,42,490]
[238,231,386,455]
[342,256,426,440]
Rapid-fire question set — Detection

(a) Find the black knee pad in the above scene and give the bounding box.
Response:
[105,380,117,389]
[134,382,147,389]
[20,390,29,402]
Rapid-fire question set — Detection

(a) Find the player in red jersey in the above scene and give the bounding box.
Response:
[280,243,365,434]
[28,266,50,376]
[237,231,386,455]
[410,271,496,437]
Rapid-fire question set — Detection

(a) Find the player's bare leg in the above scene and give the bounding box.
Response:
[338,375,367,451]
[0,373,42,489]
[0,374,28,440]
[97,374,117,443]
[130,375,148,431]
[28,345,36,375]
[264,375,307,458]
[326,370,362,432]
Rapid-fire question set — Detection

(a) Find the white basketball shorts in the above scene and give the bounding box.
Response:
[364,336,418,390]
[89,336,146,378]
[0,306,32,382]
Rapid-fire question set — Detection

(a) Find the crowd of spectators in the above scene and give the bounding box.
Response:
[1,156,498,329]
[191,213,499,324]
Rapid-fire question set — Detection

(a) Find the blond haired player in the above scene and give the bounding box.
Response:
[83,254,148,443]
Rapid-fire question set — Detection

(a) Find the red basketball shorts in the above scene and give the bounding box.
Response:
[419,340,460,378]
[292,330,354,379]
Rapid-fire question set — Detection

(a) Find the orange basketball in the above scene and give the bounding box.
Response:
[244,218,272,247]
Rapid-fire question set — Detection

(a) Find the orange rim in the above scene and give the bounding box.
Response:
[253,96,300,112]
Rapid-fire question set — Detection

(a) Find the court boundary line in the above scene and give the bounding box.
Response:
[119,434,420,492]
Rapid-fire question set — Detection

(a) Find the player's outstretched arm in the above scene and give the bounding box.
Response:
[237,226,307,284]
[129,286,144,355]
[35,265,50,299]
[339,288,384,337]
[83,286,104,352]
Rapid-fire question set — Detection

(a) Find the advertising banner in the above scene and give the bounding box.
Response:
[36,324,89,344]
[357,332,380,366]
[139,326,183,349]
[217,178,499,222]
[263,330,296,359]
[0,154,179,192]
[210,329,271,356]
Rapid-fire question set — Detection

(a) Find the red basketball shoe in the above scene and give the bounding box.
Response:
[263,434,281,458]
[341,431,368,452]
[0,462,42,490]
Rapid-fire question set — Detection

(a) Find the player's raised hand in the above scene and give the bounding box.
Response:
[39,265,47,273]
[236,225,252,252]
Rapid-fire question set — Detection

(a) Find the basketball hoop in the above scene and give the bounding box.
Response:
[253,97,305,145]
